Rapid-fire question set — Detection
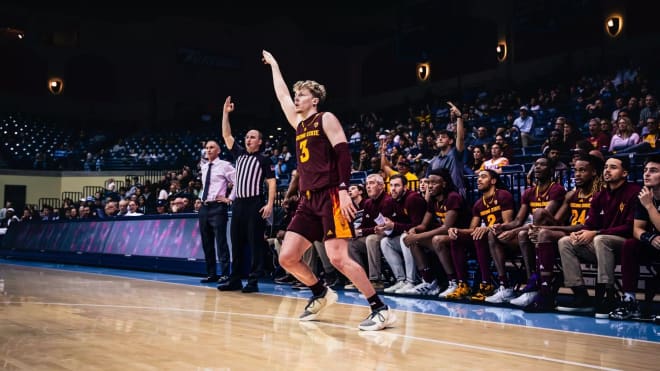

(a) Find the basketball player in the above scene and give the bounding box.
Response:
[262,50,395,331]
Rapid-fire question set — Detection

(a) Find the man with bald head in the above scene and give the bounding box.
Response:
[219,97,276,293]
[198,139,236,284]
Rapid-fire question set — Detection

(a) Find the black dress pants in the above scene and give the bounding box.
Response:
[229,196,266,284]
[198,203,230,277]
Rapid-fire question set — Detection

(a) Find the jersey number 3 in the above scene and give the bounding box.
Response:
[299,140,310,163]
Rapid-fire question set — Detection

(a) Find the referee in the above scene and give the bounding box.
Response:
[219,96,276,293]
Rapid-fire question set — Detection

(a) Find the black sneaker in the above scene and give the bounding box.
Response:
[200,275,219,283]
[609,299,641,320]
[217,279,243,291]
[323,272,341,288]
[292,281,311,290]
[556,294,594,313]
[595,297,617,319]
[523,292,555,313]
[217,275,231,285]
[274,273,297,285]
[241,283,259,293]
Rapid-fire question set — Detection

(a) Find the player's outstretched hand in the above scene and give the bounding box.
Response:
[262,50,277,66]
[223,96,234,114]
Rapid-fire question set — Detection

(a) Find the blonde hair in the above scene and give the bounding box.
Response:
[617,116,634,137]
[293,80,327,103]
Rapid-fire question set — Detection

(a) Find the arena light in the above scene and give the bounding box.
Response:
[496,42,507,62]
[48,77,64,95]
[416,62,431,82]
[1,27,24,41]
[605,15,623,38]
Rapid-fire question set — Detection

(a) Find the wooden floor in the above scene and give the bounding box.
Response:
[1,263,658,371]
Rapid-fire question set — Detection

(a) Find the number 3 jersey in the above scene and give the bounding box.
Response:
[295,112,340,192]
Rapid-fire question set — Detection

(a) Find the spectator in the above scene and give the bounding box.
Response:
[102,201,119,218]
[494,134,514,160]
[426,102,466,198]
[541,130,566,155]
[155,199,168,215]
[471,126,493,150]
[586,118,611,153]
[562,120,584,152]
[20,208,34,223]
[480,143,509,173]
[511,106,534,147]
[125,200,143,216]
[0,208,19,228]
[528,144,569,185]
[639,94,659,128]
[468,146,486,175]
[275,155,288,179]
[610,97,626,122]
[609,116,640,153]
[0,201,12,220]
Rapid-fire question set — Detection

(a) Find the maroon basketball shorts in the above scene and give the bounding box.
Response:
[287,186,355,243]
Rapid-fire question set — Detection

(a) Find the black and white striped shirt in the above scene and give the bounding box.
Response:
[230,143,275,199]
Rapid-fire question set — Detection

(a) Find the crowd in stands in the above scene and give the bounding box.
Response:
[2,61,660,323]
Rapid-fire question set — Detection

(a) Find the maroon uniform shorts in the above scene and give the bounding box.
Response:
[287,186,355,243]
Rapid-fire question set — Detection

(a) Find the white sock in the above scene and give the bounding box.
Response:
[624,292,636,302]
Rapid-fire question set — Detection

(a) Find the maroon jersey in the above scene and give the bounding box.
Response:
[428,191,470,228]
[472,189,515,227]
[567,189,593,226]
[521,182,566,213]
[295,112,339,192]
[391,190,426,236]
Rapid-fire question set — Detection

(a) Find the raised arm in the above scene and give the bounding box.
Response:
[448,102,465,152]
[379,140,395,176]
[221,96,235,150]
[262,50,298,128]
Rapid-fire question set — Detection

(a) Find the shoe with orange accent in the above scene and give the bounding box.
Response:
[470,282,495,302]
[445,281,471,300]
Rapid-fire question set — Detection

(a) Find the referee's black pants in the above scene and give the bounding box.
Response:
[198,202,230,277]
[229,196,266,284]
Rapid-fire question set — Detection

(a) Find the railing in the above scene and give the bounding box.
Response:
[62,192,83,203]
[38,197,61,210]
[82,186,104,200]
